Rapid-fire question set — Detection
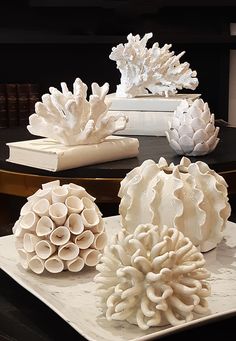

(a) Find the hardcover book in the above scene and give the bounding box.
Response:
[7,136,139,172]
[106,93,200,112]
[108,110,173,136]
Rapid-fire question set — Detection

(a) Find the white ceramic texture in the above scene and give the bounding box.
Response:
[95,224,210,329]
[166,99,220,156]
[27,78,128,145]
[109,33,198,98]
[0,216,235,341]
[13,180,106,274]
[118,157,231,252]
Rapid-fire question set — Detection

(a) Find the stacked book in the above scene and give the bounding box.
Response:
[0,83,40,128]
[106,93,200,136]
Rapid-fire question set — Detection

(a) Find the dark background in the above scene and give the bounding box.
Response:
[1,0,236,121]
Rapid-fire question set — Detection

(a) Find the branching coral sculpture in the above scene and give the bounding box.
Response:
[95,223,211,329]
[27,78,128,145]
[109,32,198,98]
[166,98,220,156]
[118,157,231,252]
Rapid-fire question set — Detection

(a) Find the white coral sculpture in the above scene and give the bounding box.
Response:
[13,180,107,274]
[27,78,128,145]
[166,98,220,156]
[95,223,211,329]
[118,157,231,252]
[109,32,198,98]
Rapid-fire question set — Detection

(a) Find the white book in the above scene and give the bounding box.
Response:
[108,110,173,136]
[7,136,139,172]
[106,93,200,112]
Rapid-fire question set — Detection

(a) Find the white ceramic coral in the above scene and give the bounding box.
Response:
[166,98,220,156]
[118,157,231,252]
[13,180,106,274]
[27,78,128,145]
[95,223,211,329]
[110,32,198,98]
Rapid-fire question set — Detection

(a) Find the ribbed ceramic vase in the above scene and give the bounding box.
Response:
[118,157,231,252]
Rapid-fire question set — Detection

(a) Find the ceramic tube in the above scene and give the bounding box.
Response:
[20,211,39,231]
[23,233,41,253]
[18,249,35,270]
[81,208,100,228]
[65,196,84,214]
[50,226,70,246]
[42,180,60,190]
[36,216,55,237]
[35,188,52,202]
[32,198,50,217]
[49,202,68,225]
[91,232,107,250]
[45,255,64,273]
[65,213,84,235]
[67,183,95,201]
[58,242,80,261]
[81,197,94,209]
[80,248,100,267]
[75,230,94,249]
[13,220,25,237]
[66,257,84,272]
[51,186,69,203]
[20,201,33,216]
[28,255,45,274]
[35,240,56,259]
[90,220,104,234]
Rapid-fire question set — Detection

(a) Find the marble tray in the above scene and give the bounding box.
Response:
[0,216,236,341]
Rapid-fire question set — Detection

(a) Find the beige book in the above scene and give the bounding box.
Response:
[7,136,139,172]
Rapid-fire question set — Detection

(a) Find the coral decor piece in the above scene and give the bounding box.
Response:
[13,180,107,274]
[109,32,198,98]
[166,98,220,156]
[27,78,128,146]
[118,157,231,252]
[95,223,211,329]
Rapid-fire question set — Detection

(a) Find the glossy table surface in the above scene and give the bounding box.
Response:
[1,125,236,178]
[0,126,236,203]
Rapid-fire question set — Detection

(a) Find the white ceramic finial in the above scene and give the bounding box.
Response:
[166,98,220,156]
[109,32,198,98]
[118,157,231,252]
[95,223,211,329]
[27,78,128,146]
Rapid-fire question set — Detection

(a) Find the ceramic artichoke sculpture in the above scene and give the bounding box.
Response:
[166,98,220,156]
[95,223,210,329]
[13,180,107,274]
[118,157,231,252]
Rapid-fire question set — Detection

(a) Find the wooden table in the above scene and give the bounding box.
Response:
[1,126,236,203]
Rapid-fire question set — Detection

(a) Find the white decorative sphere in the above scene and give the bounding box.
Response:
[13,180,107,274]
[166,98,220,156]
[95,223,211,329]
[118,157,231,252]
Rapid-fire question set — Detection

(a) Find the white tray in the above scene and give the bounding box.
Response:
[0,216,236,341]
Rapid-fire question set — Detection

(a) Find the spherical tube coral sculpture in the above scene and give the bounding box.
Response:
[13,180,106,274]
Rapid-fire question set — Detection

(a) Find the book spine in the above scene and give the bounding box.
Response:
[28,83,40,115]
[17,84,30,126]
[6,83,18,127]
[0,84,8,128]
